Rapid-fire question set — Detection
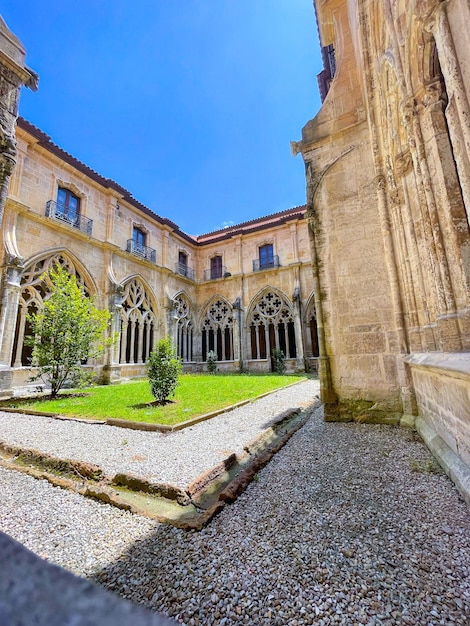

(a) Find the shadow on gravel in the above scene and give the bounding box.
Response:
[89,408,470,625]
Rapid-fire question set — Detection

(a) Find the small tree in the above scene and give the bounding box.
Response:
[27,264,112,398]
[147,336,182,404]
[206,350,218,374]
[271,348,286,375]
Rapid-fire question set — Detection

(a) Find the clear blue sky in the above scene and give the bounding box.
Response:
[3,1,322,235]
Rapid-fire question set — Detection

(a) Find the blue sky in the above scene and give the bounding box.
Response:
[3,1,322,235]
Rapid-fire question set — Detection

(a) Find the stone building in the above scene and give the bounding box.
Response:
[0,116,318,394]
[294,0,470,502]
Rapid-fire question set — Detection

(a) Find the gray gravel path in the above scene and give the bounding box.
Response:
[0,380,319,488]
[1,393,469,625]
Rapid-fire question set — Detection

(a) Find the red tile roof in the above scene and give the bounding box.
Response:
[16,117,306,246]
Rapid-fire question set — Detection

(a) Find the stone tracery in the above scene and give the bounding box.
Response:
[174,293,193,362]
[200,297,234,361]
[248,290,297,361]
[119,278,157,365]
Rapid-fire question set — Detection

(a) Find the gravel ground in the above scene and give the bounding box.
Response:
[0,379,318,488]
[1,393,469,625]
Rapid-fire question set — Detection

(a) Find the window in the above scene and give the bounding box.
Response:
[57,188,80,223]
[132,226,146,254]
[178,251,188,277]
[210,255,223,279]
[259,244,274,269]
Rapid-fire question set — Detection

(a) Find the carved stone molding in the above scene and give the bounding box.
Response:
[421,80,447,111]
[400,97,416,130]
[395,149,413,178]
[374,174,386,191]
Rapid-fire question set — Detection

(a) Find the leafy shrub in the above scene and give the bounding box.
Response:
[206,350,218,374]
[27,264,113,398]
[147,337,182,404]
[271,348,286,375]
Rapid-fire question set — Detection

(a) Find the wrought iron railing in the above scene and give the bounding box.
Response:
[175,261,195,280]
[126,239,156,263]
[252,255,280,271]
[203,265,227,281]
[46,200,93,235]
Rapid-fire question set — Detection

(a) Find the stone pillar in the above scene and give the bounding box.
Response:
[425,4,470,226]
[292,289,305,372]
[0,257,23,367]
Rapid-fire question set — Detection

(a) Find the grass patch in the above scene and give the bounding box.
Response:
[0,374,306,425]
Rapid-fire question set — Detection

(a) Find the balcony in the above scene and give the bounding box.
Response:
[46,200,93,236]
[203,265,228,281]
[126,239,156,263]
[175,261,195,280]
[252,255,280,272]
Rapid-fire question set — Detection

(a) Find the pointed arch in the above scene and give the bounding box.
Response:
[198,296,234,361]
[118,275,158,365]
[11,250,96,368]
[246,287,297,362]
[173,291,194,362]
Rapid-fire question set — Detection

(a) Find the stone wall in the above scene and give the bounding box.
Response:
[296,0,470,497]
[406,353,470,505]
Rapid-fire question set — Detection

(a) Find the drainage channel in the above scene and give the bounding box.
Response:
[0,405,315,530]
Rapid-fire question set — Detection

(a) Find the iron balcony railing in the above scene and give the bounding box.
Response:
[126,239,156,263]
[252,255,280,272]
[46,200,93,236]
[175,261,195,280]
[203,265,227,281]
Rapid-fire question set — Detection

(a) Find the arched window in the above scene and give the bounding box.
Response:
[11,254,90,367]
[174,294,193,362]
[248,290,296,363]
[200,298,234,361]
[119,279,157,364]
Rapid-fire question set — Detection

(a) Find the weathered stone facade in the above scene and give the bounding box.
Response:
[1,117,318,394]
[0,18,37,394]
[295,0,470,502]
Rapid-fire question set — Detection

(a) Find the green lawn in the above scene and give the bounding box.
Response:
[1,374,306,425]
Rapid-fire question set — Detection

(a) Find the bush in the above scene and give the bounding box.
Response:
[27,264,113,398]
[206,350,218,374]
[271,348,286,375]
[147,337,182,404]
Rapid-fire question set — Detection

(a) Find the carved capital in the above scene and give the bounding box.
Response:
[290,140,302,157]
[421,0,445,33]
[400,98,416,129]
[3,254,24,287]
[422,80,447,111]
[394,149,413,178]
[374,175,386,191]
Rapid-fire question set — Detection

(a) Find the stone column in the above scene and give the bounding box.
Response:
[0,257,23,366]
[426,4,470,225]
[292,289,305,372]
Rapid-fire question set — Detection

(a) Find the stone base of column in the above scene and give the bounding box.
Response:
[98,364,122,385]
[0,366,13,397]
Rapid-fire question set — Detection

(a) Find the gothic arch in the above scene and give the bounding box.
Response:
[173,291,194,362]
[198,296,234,361]
[118,276,158,365]
[11,250,96,368]
[246,287,297,362]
